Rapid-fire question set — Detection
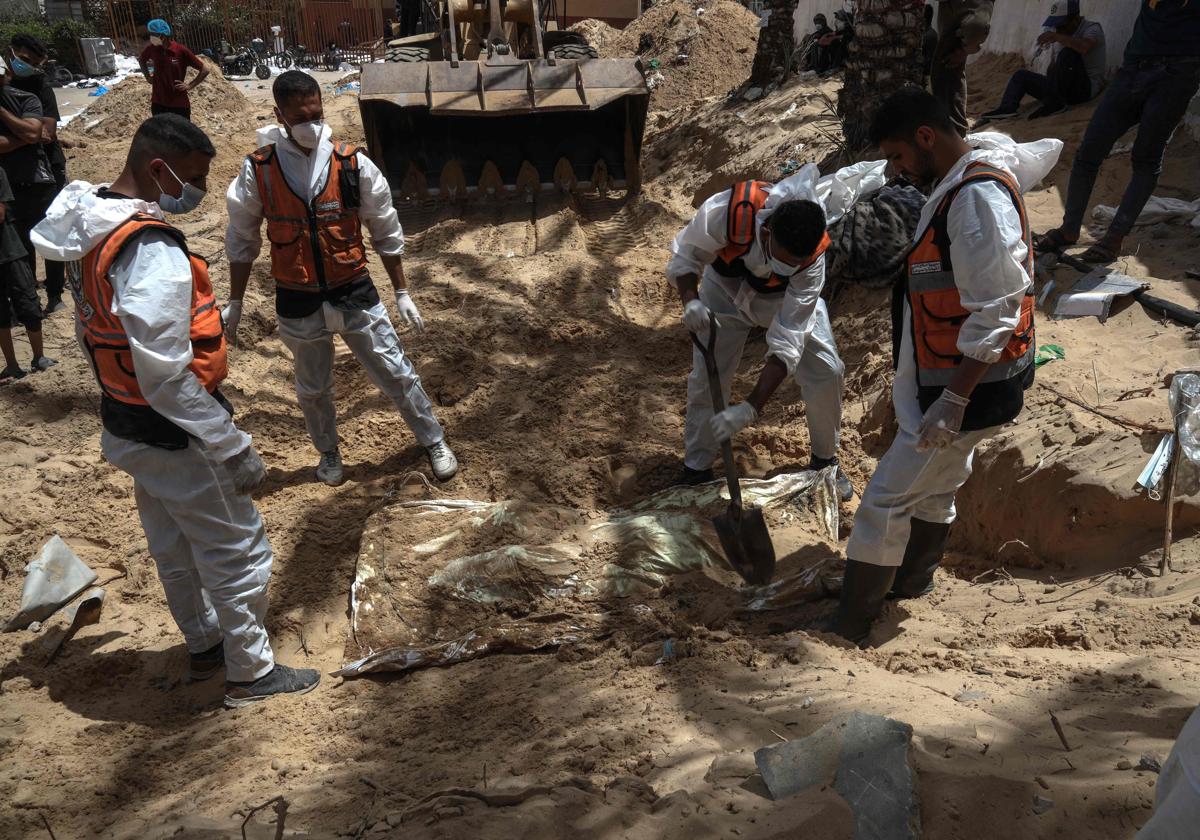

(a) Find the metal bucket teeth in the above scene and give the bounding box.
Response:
[553,157,577,193]
[400,163,430,201]
[515,161,541,199]
[590,159,611,195]
[477,161,505,197]
[439,160,467,201]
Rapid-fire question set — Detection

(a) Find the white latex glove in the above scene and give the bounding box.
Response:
[222,300,242,346]
[710,401,758,444]
[394,288,424,332]
[916,389,970,452]
[682,298,718,335]
[223,444,267,495]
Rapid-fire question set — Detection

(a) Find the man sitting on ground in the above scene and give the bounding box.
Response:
[981,1,1105,122]
[1036,0,1200,265]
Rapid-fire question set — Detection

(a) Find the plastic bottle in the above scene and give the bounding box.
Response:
[147,59,155,77]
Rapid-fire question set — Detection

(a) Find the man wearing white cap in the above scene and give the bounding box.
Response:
[138,19,208,122]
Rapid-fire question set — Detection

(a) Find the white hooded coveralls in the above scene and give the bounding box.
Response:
[847,134,1062,568]
[31,184,275,682]
[667,165,850,470]
[225,124,443,455]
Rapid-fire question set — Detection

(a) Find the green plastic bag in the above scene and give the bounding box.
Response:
[1035,344,1065,367]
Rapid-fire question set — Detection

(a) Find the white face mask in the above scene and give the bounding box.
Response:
[763,230,799,277]
[150,36,163,46]
[281,115,325,150]
[153,160,206,215]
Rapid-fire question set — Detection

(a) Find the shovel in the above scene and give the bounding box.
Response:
[691,323,777,586]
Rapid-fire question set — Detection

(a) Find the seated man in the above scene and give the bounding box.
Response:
[807,14,834,73]
[981,1,1105,121]
[819,10,855,73]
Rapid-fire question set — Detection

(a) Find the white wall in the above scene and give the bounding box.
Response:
[791,0,1140,73]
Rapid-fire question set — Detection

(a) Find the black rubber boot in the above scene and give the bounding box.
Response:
[831,560,897,647]
[679,466,714,486]
[189,640,225,681]
[890,518,951,599]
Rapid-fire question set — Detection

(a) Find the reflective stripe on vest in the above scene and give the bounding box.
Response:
[249,142,368,292]
[904,163,1036,389]
[712,180,830,295]
[80,214,228,406]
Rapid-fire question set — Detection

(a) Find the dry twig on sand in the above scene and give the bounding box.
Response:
[239,796,288,840]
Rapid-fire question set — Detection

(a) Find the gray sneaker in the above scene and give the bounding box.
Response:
[224,664,320,709]
[427,440,458,481]
[316,449,344,486]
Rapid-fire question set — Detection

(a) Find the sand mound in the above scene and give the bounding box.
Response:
[594,0,760,110]
[568,18,620,51]
[65,57,253,142]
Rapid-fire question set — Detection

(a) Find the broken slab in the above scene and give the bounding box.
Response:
[5,535,97,632]
[755,717,844,799]
[834,712,920,840]
[755,711,919,839]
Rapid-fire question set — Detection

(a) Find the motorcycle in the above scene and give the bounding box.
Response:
[218,40,271,80]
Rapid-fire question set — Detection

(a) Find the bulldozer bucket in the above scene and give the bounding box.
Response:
[359,56,650,199]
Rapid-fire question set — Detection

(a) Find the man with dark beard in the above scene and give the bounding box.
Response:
[831,88,1045,646]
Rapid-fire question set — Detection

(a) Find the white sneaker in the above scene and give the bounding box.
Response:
[316,449,344,486]
[427,440,458,481]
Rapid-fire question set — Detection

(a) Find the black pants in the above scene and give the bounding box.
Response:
[42,165,67,302]
[998,49,1093,111]
[10,182,58,302]
[151,103,192,122]
[398,0,421,37]
[0,256,42,332]
[1062,57,1200,238]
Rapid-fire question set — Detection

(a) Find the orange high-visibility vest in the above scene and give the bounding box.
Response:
[903,162,1036,389]
[79,214,227,406]
[711,179,831,294]
[249,142,368,292]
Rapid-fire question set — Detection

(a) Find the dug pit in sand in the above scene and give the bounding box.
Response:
[338,470,840,677]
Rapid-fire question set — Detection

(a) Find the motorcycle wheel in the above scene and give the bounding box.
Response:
[255,63,272,80]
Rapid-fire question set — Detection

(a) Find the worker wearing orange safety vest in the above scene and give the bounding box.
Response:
[833,88,1060,646]
[667,165,851,501]
[223,70,456,487]
[31,114,319,707]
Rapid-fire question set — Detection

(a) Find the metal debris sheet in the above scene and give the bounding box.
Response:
[336,471,840,677]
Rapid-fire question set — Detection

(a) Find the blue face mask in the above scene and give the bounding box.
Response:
[8,54,40,78]
[153,161,206,215]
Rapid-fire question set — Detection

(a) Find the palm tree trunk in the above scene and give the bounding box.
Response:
[749,0,796,89]
[839,0,927,149]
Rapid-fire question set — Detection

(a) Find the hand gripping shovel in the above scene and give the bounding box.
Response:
[692,323,777,586]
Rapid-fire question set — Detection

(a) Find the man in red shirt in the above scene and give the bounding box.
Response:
[137,19,208,122]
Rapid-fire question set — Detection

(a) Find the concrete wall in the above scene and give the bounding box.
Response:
[5,0,42,15]
[791,0,1141,73]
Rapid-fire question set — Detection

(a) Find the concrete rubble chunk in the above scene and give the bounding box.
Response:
[705,751,759,787]
[755,711,919,839]
[755,717,844,800]
[835,712,920,840]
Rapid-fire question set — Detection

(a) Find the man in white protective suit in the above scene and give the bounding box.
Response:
[31,114,319,707]
[832,87,1062,645]
[223,70,456,487]
[666,164,856,502]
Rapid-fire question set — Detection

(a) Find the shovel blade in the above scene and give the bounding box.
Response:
[713,504,776,586]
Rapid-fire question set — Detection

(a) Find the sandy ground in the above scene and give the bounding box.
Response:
[2,30,1200,840]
